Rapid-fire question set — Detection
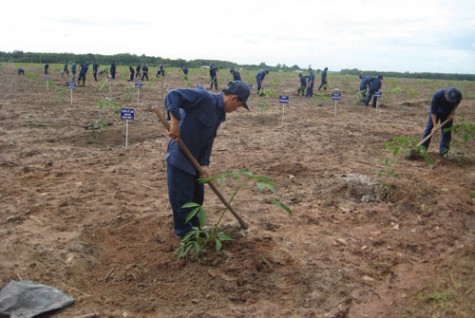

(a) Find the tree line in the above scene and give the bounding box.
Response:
[340,68,475,81]
[1,51,473,81]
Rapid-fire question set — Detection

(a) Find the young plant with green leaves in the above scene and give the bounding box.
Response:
[176,168,291,260]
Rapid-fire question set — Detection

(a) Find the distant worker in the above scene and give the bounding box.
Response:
[182,66,189,81]
[156,64,165,78]
[209,64,219,90]
[318,67,328,91]
[358,74,372,104]
[128,65,135,81]
[135,64,141,79]
[230,68,241,81]
[256,69,269,96]
[141,64,149,81]
[93,61,99,81]
[364,75,383,108]
[306,68,315,97]
[71,62,77,80]
[77,63,89,86]
[110,60,116,80]
[297,73,307,96]
[44,64,49,75]
[420,88,462,157]
[61,63,69,78]
[18,68,25,75]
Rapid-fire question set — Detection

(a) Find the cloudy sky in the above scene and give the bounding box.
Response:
[2,0,474,73]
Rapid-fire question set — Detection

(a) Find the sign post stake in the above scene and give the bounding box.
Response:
[135,81,143,106]
[67,82,76,105]
[331,89,341,116]
[279,95,289,123]
[374,91,382,110]
[44,75,50,91]
[120,108,136,149]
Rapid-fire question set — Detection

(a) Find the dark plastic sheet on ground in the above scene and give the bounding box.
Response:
[0,280,75,318]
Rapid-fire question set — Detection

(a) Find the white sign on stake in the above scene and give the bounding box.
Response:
[374,91,382,109]
[331,90,341,116]
[135,81,143,105]
[120,108,136,149]
[279,95,289,123]
[67,81,76,105]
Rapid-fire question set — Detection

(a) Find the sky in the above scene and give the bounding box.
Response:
[2,0,475,74]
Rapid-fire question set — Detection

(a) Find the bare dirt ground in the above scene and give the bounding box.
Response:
[1,65,474,318]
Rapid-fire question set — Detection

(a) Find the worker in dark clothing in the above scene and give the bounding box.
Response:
[128,65,135,81]
[77,63,89,86]
[44,64,49,75]
[164,81,250,237]
[141,64,149,81]
[230,69,241,81]
[318,67,328,91]
[62,63,69,78]
[298,73,307,96]
[256,69,269,95]
[209,64,218,90]
[71,62,77,80]
[135,65,141,79]
[306,69,315,97]
[110,60,117,80]
[364,75,383,108]
[182,66,189,81]
[420,88,462,157]
[358,74,372,104]
[156,64,165,78]
[18,68,25,75]
[92,61,99,81]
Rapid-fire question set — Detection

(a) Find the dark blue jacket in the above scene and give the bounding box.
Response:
[232,70,241,81]
[79,63,88,75]
[359,76,371,90]
[299,75,307,86]
[165,88,226,175]
[256,70,267,81]
[210,66,218,77]
[430,89,459,116]
[368,77,382,92]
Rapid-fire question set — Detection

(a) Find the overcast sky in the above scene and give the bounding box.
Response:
[2,0,474,73]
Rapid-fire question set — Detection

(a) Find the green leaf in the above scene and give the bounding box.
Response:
[217,231,233,241]
[181,202,201,208]
[185,206,201,223]
[271,198,292,215]
[256,182,276,193]
[215,239,222,251]
[198,208,207,227]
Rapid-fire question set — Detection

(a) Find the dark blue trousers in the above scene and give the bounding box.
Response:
[421,113,453,156]
[364,90,379,108]
[167,164,204,237]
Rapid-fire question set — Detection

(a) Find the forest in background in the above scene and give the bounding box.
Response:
[1,50,474,81]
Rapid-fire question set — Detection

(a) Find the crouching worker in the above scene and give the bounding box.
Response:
[420,88,462,157]
[164,81,250,237]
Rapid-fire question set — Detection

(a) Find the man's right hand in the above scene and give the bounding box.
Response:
[168,114,180,140]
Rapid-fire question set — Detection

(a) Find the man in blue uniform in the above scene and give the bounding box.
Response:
[92,61,99,81]
[421,88,462,157]
[71,62,77,80]
[110,60,116,80]
[164,81,250,237]
[182,66,189,81]
[358,74,372,104]
[255,69,269,95]
[318,67,328,91]
[306,69,315,97]
[364,75,383,108]
[297,73,307,96]
[77,63,88,86]
[230,68,241,81]
[128,65,135,81]
[141,64,149,81]
[209,64,219,90]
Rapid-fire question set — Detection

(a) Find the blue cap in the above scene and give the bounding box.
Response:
[226,81,250,110]
[446,88,462,104]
